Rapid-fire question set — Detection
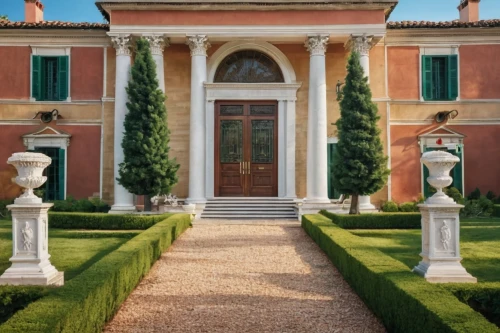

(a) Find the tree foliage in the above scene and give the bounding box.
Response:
[332,52,390,214]
[118,38,179,204]
[0,15,8,21]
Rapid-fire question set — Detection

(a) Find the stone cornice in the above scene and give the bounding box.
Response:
[0,30,110,46]
[386,27,500,45]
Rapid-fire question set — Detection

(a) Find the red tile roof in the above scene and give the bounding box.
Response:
[0,20,109,30]
[387,19,500,29]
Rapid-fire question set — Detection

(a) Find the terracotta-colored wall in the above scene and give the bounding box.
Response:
[71,47,104,100]
[390,125,500,203]
[0,124,100,200]
[111,10,385,25]
[388,46,420,100]
[460,45,500,100]
[0,47,31,99]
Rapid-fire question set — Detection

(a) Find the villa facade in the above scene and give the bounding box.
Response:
[0,0,499,211]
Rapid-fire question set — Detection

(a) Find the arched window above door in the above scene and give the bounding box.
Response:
[214,50,285,83]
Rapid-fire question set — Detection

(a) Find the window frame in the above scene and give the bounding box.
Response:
[419,46,460,102]
[30,47,71,102]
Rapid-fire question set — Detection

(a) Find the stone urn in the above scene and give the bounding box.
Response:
[7,152,51,205]
[421,150,460,204]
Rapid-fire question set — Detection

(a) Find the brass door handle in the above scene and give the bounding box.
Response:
[240,162,242,174]
[247,162,251,175]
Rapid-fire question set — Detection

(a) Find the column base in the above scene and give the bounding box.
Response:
[185,198,207,205]
[296,202,338,221]
[413,259,477,283]
[359,195,376,210]
[109,204,136,214]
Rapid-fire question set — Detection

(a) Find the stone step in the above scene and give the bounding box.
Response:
[200,214,297,219]
[204,207,295,211]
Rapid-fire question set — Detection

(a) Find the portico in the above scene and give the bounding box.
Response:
[99,0,393,213]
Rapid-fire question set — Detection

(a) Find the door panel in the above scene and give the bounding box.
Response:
[215,101,278,197]
[218,119,244,196]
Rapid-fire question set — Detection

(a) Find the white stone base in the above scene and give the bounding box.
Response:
[413,259,477,283]
[0,269,64,286]
[359,195,376,210]
[296,203,339,221]
[109,204,136,214]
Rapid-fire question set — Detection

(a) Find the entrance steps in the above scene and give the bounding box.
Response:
[201,198,298,220]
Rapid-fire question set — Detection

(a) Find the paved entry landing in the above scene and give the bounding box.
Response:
[104,220,384,333]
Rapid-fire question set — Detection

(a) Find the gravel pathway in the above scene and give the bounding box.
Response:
[104,220,385,333]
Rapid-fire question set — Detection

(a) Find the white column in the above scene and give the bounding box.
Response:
[285,100,297,198]
[186,35,210,204]
[110,35,135,213]
[349,35,376,210]
[305,35,330,204]
[144,35,169,93]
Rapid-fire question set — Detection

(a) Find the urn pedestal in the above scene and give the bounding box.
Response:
[0,204,64,286]
[0,152,64,286]
[413,151,475,283]
[413,204,476,283]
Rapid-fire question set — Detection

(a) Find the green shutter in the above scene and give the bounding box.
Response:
[57,56,69,101]
[451,145,464,195]
[327,143,340,199]
[422,56,433,101]
[447,55,459,101]
[58,149,65,200]
[32,55,42,101]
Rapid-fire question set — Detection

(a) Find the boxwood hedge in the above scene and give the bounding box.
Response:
[302,214,498,333]
[0,214,191,333]
[48,212,173,230]
[320,210,421,229]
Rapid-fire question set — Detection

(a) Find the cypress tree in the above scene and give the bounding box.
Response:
[118,38,179,211]
[332,52,390,214]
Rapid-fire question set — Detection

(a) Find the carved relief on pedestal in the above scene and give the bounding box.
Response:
[111,35,132,57]
[305,35,329,56]
[186,35,211,57]
[440,220,451,250]
[19,221,35,253]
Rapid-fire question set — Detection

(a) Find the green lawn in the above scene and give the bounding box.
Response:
[0,219,141,281]
[350,217,500,282]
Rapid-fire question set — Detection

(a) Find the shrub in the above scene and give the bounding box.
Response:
[399,202,419,212]
[50,197,111,213]
[381,201,398,212]
[486,191,497,201]
[0,287,46,324]
[493,205,500,218]
[301,214,498,333]
[462,196,494,218]
[450,283,500,329]
[468,187,482,200]
[0,200,13,219]
[0,214,191,333]
[48,212,173,230]
[446,187,465,204]
[320,210,421,229]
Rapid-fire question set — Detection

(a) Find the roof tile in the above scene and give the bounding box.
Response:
[0,20,109,30]
[387,19,500,29]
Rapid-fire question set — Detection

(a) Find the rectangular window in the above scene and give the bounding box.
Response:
[422,55,458,101]
[33,147,65,201]
[32,55,69,101]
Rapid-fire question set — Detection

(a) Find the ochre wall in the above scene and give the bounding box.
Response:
[71,47,104,100]
[460,45,500,100]
[0,46,31,99]
[390,124,500,203]
[111,10,385,26]
[387,46,420,100]
[0,124,101,200]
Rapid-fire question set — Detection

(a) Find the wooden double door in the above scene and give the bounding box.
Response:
[215,101,278,197]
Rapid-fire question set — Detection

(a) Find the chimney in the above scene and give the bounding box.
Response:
[25,0,44,23]
[458,0,480,22]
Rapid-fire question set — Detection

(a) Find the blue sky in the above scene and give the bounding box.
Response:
[1,0,499,23]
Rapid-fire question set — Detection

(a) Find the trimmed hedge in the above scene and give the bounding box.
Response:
[493,205,500,218]
[0,214,191,333]
[48,212,173,230]
[450,283,500,328]
[0,287,46,324]
[302,214,499,333]
[320,210,421,229]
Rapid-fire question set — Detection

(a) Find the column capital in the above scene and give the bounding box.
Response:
[110,34,132,57]
[186,35,211,57]
[305,35,329,56]
[144,35,170,56]
[346,35,373,56]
